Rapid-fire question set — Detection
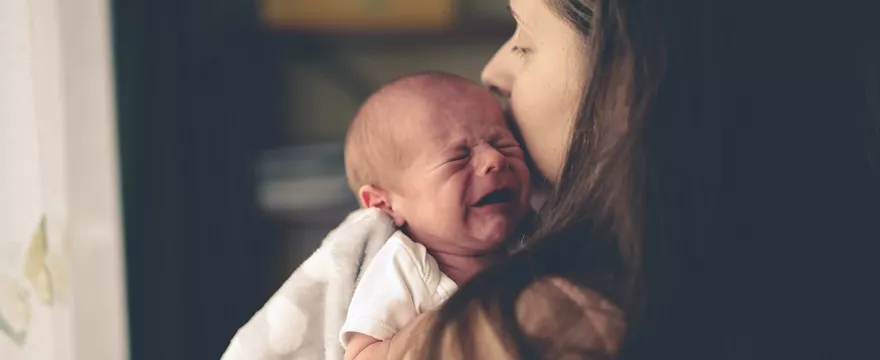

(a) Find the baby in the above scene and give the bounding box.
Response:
[340,72,533,360]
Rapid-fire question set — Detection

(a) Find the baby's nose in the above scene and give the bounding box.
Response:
[475,146,507,176]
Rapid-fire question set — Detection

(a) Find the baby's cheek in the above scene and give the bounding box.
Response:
[418,187,459,220]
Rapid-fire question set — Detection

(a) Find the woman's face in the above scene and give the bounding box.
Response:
[482,0,587,183]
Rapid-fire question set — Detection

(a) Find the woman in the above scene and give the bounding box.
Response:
[386,0,880,358]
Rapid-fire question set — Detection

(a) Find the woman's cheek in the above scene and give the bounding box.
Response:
[511,82,569,181]
[510,106,559,180]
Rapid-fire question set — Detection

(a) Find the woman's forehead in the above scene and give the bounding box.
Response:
[510,0,552,29]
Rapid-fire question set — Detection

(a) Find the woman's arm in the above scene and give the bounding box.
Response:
[386,277,626,359]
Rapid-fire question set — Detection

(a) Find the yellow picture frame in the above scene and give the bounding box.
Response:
[261,0,456,31]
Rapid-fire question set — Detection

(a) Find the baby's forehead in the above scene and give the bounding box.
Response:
[402,107,511,148]
[370,73,509,142]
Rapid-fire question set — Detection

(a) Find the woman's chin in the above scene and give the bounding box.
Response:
[534,164,561,187]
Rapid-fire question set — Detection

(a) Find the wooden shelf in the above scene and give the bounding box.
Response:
[264,19,515,45]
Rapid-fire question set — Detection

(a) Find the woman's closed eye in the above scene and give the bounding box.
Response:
[511,45,532,57]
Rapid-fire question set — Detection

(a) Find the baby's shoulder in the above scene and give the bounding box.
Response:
[380,231,428,259]
[373,231,438,279]
[383,230,423,250]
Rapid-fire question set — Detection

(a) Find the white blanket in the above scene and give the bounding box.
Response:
[221,208,395,360]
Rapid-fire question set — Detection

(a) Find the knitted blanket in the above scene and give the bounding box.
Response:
[221,208,394,360]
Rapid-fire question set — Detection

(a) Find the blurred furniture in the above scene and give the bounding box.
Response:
[261,0,455,30]
[256,143,359,284]
[114,1,516,359]
[261,0,513,38]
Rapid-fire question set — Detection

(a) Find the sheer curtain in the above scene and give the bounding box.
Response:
[0,0,128,359]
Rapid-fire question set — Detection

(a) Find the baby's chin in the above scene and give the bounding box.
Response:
[467,214,522,250]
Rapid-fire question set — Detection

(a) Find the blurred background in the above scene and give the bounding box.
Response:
[114,0,513,358]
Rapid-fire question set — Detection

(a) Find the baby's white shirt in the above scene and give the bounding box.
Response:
[339,230,458,347]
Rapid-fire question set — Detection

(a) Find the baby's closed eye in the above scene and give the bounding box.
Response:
[494,142,524,158]
[446,151,470,163]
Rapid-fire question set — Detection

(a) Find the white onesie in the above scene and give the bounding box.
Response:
[339,230,458,347]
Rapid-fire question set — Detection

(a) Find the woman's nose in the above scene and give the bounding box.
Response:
[481,42,514,99]
[474,146,507,176]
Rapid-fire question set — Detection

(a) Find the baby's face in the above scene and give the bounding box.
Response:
[391,98,531,255]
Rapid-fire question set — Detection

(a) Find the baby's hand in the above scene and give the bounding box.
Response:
[344,333,390,360]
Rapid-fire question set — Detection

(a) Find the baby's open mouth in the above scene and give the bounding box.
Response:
[474,188,514,207]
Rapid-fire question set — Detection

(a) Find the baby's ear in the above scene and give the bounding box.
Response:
[358,185,406,227]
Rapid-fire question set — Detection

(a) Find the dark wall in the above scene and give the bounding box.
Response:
[112,0,283,358]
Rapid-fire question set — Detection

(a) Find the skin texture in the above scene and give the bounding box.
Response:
[482,0,587,183]
[344,76,533,360]
[356,77,532,266]
[344,334,389,360]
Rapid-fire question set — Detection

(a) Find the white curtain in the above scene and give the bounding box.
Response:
[0,0,128,359]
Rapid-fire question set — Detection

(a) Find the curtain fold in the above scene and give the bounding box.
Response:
[1,0,127,359]
[1,0,62,358]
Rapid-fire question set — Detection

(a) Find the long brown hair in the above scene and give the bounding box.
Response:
[426,0,880,358]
